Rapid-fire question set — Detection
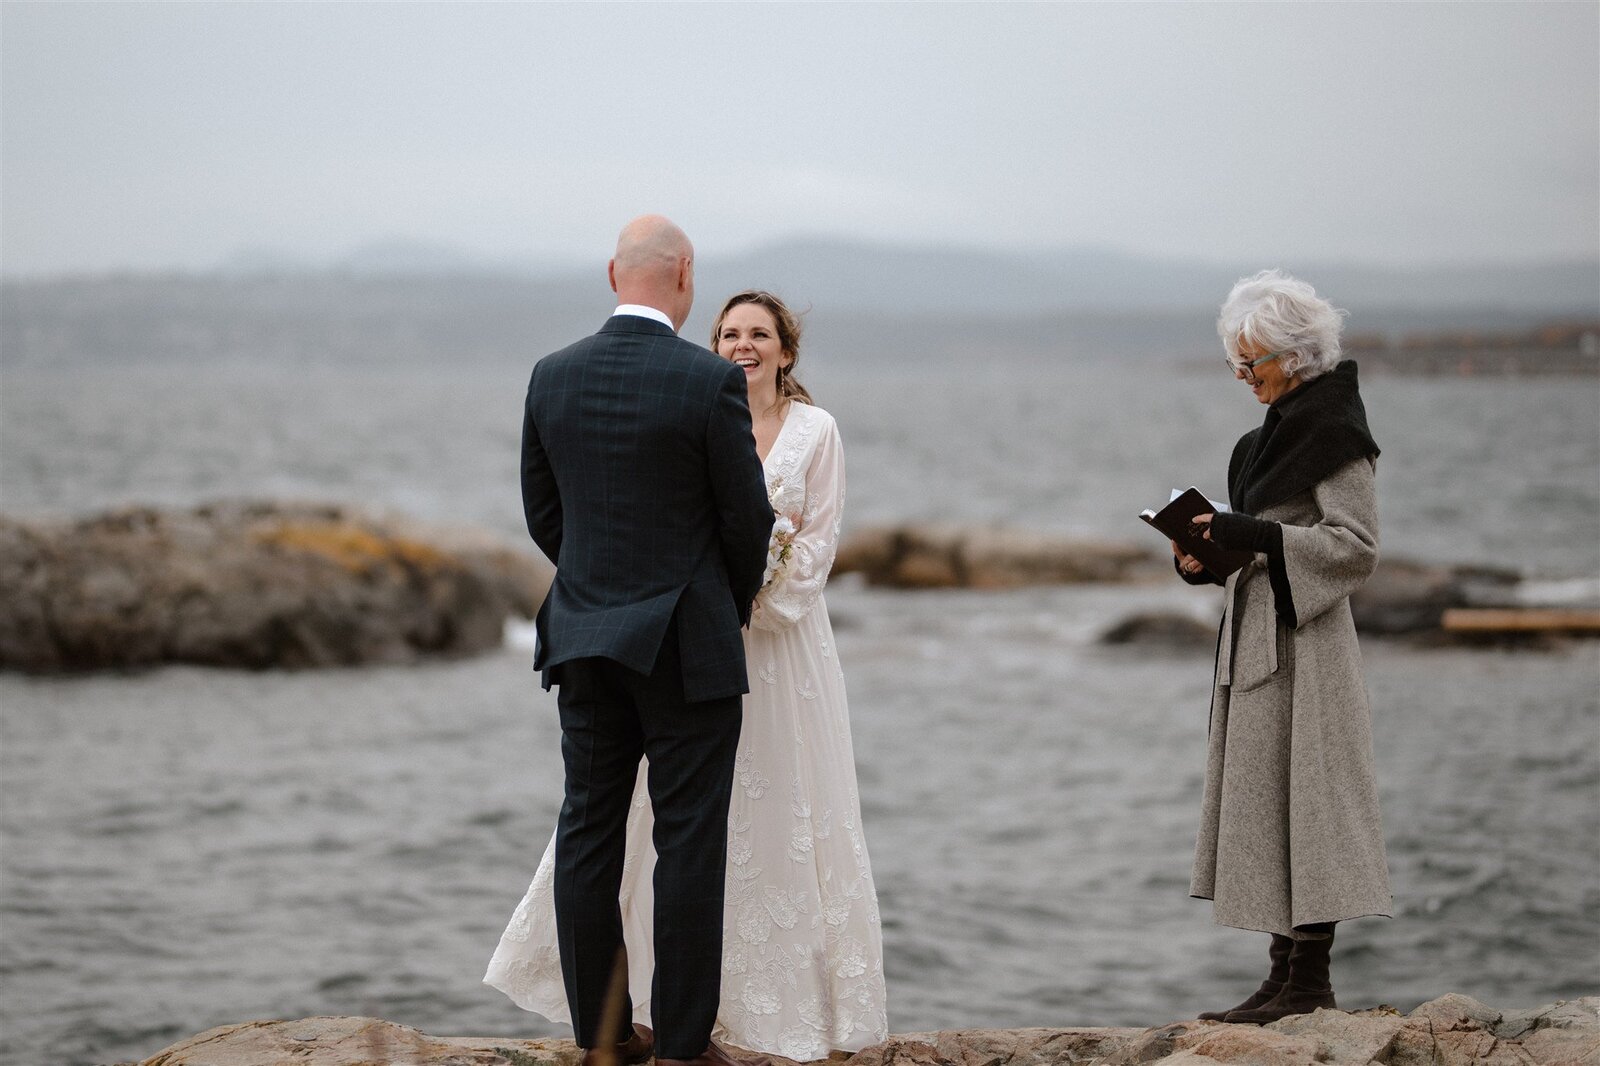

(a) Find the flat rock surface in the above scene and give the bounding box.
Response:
[132,997,1600,1066]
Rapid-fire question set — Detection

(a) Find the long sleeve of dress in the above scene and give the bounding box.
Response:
[752,416,844,632]
[1277,457,1380,629]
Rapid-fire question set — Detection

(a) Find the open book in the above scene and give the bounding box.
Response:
[1140,487,1255,579]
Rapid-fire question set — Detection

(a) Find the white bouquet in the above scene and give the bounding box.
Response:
[761,478,800,590]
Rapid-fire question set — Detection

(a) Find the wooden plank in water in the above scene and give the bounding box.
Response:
[1441,608,1600,632]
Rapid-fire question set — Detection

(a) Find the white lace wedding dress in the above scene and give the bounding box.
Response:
[485,402,888,1060]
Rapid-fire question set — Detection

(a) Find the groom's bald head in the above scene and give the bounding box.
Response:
[610,215,695,330]
[614,215,691,272]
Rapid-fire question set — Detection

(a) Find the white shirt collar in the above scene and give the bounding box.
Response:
[612,304,675,331]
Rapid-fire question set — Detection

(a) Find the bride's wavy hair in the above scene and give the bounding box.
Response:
[711,290,813,411]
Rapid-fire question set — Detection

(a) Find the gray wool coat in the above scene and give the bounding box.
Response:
[1191,456,1393,937]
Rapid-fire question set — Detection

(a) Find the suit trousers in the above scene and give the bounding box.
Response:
[552,627,743,1058]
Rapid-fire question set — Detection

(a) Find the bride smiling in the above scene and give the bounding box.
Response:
[486,290,888,1060]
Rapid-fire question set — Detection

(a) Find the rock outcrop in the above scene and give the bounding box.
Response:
[1099,611,1217,650]
[0,501,553,671]
[130,996,1599,1066]
[833,526,1159,588]
[835,525,1593,645]
[1347,559,1521,636]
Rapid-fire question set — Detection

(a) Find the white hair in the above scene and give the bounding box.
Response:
[1217,269,1347,380]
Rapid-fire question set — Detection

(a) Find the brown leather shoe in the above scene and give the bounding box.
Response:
[655,1040,744,1066]
[582,1023,655,1066]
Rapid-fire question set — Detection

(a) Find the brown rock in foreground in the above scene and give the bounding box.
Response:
[137,1016,576,1066]
[133,996,1599,1066]
[0,501,553,672]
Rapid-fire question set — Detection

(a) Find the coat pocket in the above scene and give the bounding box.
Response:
[1229,572,1291,693]
[1234,617,1293,693]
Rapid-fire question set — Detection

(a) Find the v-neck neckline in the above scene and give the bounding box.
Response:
[759,406,795,469]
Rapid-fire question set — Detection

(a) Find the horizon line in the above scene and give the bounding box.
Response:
[2,236,1597,286]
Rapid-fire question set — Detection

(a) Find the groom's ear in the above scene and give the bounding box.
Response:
[607,259,619,294]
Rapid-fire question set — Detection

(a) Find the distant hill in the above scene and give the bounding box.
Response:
[2,238,1594,368]
[210,236,1600,314]
[700,238,1600,316]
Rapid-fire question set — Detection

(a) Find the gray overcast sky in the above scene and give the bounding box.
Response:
[2,2,1596,275]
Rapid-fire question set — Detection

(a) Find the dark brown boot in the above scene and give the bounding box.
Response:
[1226,928,1337,1024]
[1198,933,1293,1021]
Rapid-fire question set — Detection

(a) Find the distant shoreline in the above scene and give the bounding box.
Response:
[1345,321,1600,376]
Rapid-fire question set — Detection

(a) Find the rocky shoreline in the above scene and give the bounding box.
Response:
[129,995,1599,1066]
[1,504,1590,673]
[832,525,1599,646]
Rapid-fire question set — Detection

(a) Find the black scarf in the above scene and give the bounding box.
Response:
[1227,360,1380,516]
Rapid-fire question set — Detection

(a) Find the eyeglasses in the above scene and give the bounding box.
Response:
[1225,349,1289,381]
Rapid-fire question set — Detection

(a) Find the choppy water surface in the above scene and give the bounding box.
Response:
[2,359,1597,1065]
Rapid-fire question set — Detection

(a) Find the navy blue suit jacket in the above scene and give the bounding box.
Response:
[521,315,773,702]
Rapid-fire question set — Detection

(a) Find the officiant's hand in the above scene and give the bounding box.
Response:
[1190,513,1215,540]
[1170,539,1204,575]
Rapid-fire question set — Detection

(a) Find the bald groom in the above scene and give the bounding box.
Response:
[519,216,773,1066]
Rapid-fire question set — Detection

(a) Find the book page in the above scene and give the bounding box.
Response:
[1168,487,1230,513]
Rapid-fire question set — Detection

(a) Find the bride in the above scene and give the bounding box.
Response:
[486,290,888,1060]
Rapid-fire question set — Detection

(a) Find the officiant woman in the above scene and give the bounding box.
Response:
[1173,269,1391,1024]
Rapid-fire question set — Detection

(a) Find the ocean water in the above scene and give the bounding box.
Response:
[1,356,1597,1065]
